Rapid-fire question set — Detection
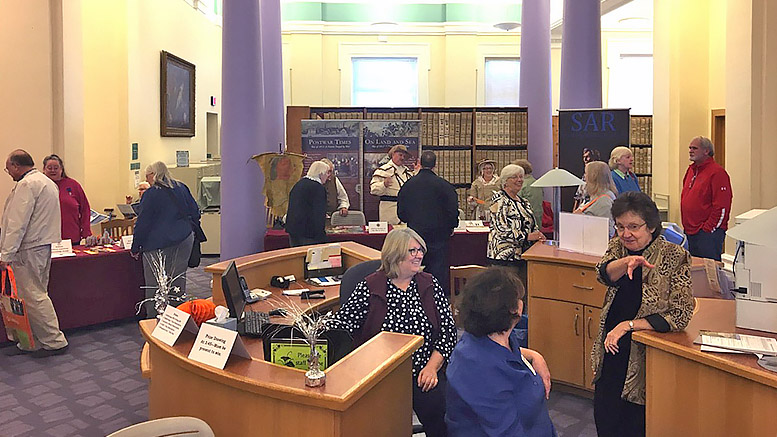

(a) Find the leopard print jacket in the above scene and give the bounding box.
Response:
[590,235,695,405]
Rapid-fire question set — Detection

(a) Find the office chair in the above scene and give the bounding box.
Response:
[331,210,366,227]
[339,259,381,305]
[449,265,486,324]
[106,416,214,437]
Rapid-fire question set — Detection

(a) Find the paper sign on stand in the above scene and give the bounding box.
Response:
[121,235,134,250]
[151,305,200,347]
[368,221,388,234]
[188,323,251,369]
[51,239,76,258]
[463,220,490,233]
[558,213,609,256]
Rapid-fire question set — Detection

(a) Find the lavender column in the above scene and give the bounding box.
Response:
[519,0,553,176]
[221,0,273,259]
[260,0,285,149]
[559,0,602,109]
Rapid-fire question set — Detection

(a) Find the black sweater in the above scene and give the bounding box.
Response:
[285,177,326,240]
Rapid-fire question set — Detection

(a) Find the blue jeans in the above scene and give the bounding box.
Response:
[687,228,726,261]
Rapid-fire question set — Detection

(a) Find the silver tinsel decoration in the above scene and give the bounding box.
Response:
[136,250,189,317]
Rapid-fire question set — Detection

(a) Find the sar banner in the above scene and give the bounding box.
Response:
[301,120,362,212]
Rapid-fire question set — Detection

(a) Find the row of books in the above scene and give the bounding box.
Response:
[631,116,653,145]
[435,149,472,185]
[455,187,469,216]
[474,112,528,147]
[312,111,363,120]
[630,146,652,175]
[637,176,652,197]
[421,112,473,147]
[474,149,529,176]
[366,111,419,120]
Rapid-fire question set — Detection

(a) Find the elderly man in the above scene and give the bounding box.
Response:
[680,136,732,261]
[370,144,415,224]
[320,158,350,217]
[398,151,459,293]
[1,150,69,357]
[286,161,332,247]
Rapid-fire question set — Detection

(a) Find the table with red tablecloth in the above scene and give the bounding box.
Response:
[0,245,145,343]
[264,228,489,267]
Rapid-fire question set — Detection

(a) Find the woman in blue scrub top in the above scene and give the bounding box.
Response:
[446,267,556,437]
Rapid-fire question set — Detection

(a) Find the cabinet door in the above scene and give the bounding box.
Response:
[528,297,584,387]
[584,306,602,389]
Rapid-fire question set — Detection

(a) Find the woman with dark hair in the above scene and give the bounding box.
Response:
[335,228,456,437]
[131,161,201,318]
[591,191,695,437]
[446,267,554,436]
[42,154,92,243]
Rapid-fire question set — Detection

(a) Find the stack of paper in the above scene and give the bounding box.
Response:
[696,331,777,355]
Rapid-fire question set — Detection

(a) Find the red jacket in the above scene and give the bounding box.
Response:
[680,157,732,235]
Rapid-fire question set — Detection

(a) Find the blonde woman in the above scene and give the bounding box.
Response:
[575,161,617,237]
[468,159,501,221]
[609,146,641,194]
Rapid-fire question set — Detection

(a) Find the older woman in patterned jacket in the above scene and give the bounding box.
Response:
[591,191,695,437]
[486,164,546,287]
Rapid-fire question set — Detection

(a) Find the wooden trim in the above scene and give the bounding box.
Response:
[521,241,602,269]
[710,108,726,168]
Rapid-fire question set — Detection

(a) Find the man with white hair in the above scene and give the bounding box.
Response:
[680,136,732,261]
[286,161,332,247]
[370,144,415,224]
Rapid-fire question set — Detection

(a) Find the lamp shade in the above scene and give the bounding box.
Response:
[531,168,584,188]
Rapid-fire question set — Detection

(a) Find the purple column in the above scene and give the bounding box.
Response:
[559,0,602,109]
[519,0,553,176]
[221,0,276,259]
[260,0,285,149]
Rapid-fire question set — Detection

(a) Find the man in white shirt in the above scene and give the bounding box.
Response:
[1,150,68,357]
[370,144,415,224]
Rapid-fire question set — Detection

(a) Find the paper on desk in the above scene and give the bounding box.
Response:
[700,331,777,355]
[700,344,746,354]
[558,213,609,256]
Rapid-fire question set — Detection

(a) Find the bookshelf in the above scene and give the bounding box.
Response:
[287,106,529,216]
[630,115,653,197]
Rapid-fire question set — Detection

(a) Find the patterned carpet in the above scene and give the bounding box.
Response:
[0,256,596,436]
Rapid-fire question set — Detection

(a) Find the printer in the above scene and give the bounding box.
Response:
[727,207,777,333]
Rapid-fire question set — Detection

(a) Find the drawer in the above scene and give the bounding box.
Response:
[528,262,606,307]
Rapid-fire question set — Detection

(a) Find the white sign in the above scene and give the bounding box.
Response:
[176,150,190,167]
[368,221,389,234]
[151,305,199,347]
[121,235,134,250]
[187,323,250,369]
[51,239,76,258]
[558,213,609,256]
[463,220,490,233]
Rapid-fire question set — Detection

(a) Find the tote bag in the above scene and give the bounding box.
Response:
[0,267,35,350]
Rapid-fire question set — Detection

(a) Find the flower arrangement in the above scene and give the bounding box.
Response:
[136,250,189,317]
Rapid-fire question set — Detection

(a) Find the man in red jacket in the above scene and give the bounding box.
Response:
[680,136,732,261]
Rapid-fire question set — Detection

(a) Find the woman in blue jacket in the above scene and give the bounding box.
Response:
[131,161,200,317]
[609,146,641,195]
[446,267,556,436]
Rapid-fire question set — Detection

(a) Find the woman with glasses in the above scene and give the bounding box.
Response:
[591,192,695,437]
[335,227,456,437]
[487,164,545,287]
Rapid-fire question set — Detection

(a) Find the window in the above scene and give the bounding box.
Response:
[352,57,418,106]
[608,54,653,114]
[485,57,520,106]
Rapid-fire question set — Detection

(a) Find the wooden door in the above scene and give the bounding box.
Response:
[711,109,725,168]
[528,297,584,387]
[584,306,602,389]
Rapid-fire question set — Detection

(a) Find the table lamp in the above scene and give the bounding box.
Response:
[530,168,584,242]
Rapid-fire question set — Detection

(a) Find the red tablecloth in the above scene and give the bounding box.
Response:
[264,229,489,267]
[0,245,145,343]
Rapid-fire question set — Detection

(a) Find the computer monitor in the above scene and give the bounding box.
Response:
[116,203,137,219]
[221,261,245,320]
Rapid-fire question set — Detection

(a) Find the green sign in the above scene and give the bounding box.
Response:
[270,339,328,370]
[130,162,140,170]
[131,143,138,160]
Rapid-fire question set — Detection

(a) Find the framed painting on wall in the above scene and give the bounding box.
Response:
[160,51,195,137]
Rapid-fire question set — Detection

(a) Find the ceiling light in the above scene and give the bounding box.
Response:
[493,22,521,32]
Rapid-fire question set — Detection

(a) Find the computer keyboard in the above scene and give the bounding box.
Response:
[243,310,271,337]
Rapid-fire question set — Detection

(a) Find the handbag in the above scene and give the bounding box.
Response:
[164,185,207,268]
[0,267,36,350]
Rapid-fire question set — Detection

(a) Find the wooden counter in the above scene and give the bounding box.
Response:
[633,298,777,436]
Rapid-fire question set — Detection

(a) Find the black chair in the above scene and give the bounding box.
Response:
[339,259,381,305]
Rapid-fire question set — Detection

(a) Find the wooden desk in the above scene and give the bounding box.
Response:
[522,242,606,392]
[204,241,381,308]
[634,298,777,436]
[140,322,421,436]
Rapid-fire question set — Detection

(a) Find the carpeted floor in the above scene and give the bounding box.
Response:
[0,256,596,436]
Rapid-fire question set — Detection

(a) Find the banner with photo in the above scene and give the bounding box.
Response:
[301,120,362,212]
[558,109,630,212]
[362,120,421,222]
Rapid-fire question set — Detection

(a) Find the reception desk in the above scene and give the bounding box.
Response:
[142,242,424,435]
[634,298,777,436]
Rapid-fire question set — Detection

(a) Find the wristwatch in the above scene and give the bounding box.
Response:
[628,320,635,331]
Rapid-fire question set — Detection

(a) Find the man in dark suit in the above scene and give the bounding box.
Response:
[398,151,459,293]
[286,161,331,247]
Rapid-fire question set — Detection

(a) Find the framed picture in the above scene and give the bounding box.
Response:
[160,51,196,137]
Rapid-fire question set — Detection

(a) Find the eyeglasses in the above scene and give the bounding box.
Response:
[615,222,647,234]
[3,168,9,174]
[408,247,426,257]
